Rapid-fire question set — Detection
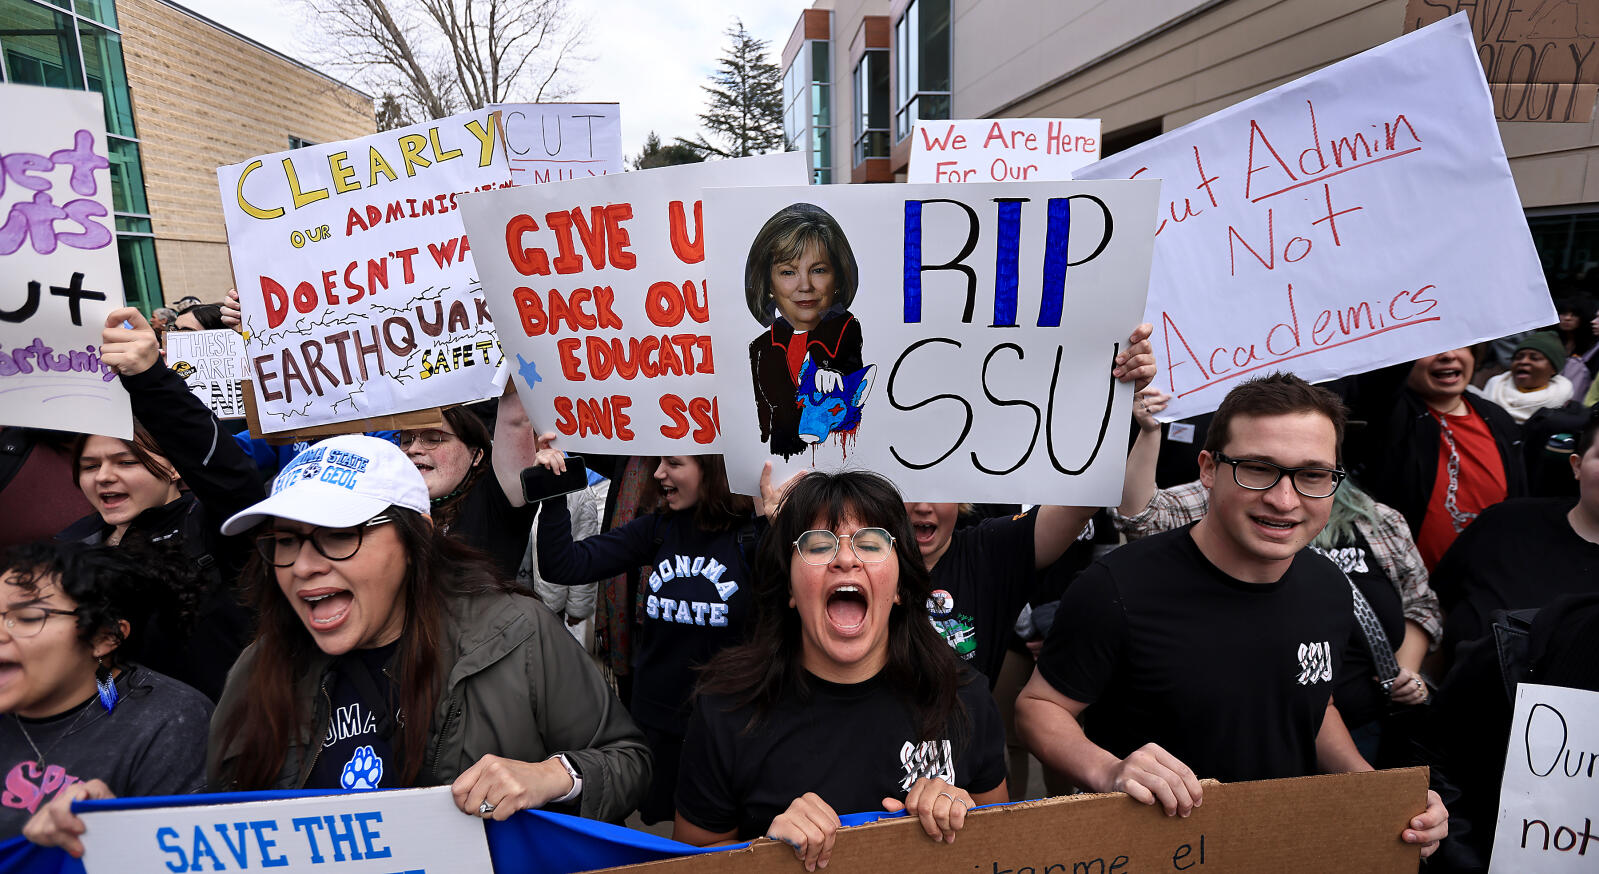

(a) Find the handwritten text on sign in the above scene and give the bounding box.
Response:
[218,109,511,433]
[0,82,131,438]
[493,103,623,183]
[78,786,492,873]
[457,152,807,453]
[908,118,1101,184]
[1490,683,1599,873]
[1077,14,1553,421]
[705,181,1157,505]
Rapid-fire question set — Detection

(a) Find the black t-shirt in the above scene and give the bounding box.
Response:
[1432,497,1599,657]
[1039,524,1353,783]
[1312,528,1406,730]
[928,511,1036,687]
[0,666,210,838]
[676,668,1007,840]
[307,642,401,791]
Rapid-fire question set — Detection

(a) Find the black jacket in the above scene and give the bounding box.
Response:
[747,310,864,460]
[57,361,263,700]
[1348,363,1527,537]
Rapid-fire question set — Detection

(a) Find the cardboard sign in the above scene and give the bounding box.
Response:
[456,152,807,452]
[1404,0,1599,121]
[1076,14,1555,422]
[494,103,624,183]
[77,786,492,873]
[166,328,247,419]
[909,118,1101,184]
[1489,683,1599,873]
[705,180,1157,504]
[218,109,512,434]
[601,769,1429,874]
[0,82,132,439]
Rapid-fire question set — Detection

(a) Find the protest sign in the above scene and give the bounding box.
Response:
[457,152,807,453]
[0,82,131,439]
[166,328,247,419]
[218,109,512,434]
[705,180,1157,505]
[603,769,1430,874]
[1490,683,1599,873]
[1403,0,1599,122]
[1077,13,1555,422]
[494,103,624,182]
[909,118,1100,184]
[77,786,491,873]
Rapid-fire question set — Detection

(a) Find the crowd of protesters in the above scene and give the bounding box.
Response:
[1,285,1595,874]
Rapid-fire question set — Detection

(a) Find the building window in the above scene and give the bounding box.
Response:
[1526,208,1599,291]
[0,0,161,312]
[289,135,317,149]
[782,30,833,185]
[854,48,888,165]
[894,0,950,143]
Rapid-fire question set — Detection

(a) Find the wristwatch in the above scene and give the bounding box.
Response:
[551,754,583,802]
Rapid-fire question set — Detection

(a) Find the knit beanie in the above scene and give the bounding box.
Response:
[1515,331,1567,369]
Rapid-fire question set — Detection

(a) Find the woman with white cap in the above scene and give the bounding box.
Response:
[22,434,650,852]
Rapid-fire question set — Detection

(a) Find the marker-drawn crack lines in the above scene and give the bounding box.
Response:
[253,311,364,352]
[264,399,316,420]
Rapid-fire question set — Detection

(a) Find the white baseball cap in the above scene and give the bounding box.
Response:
[221,434,430,535]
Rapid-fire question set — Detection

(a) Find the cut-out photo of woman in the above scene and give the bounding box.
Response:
[745,203,866,460]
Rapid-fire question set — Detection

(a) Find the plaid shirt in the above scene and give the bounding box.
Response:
[1111,480,1443,644]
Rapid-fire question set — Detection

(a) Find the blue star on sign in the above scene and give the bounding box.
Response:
[517,354,543,389]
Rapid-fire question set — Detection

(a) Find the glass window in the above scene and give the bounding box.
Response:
[106,136,148,215]
[117,235,161,315]
[79,22,135,137]
[0,2,85,89]
[114,214,152,234]
[289,135,318,149]
[1527,211,1599,288]
[854,50,889,164]
[811,81,830,128]
[811,39,829,84]
[73,0,116,28]
[893,0,950,141]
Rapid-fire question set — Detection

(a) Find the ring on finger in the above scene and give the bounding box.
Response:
[937,791,965,807]
[479,801,496,816]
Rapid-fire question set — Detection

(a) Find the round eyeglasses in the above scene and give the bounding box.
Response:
[254,515,393,567]
[398,429,452,449]
[793,528,896,565]
[1212,453,1345,499]
[0,607,79,638]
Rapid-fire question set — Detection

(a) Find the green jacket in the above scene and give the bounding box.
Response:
[207,589,650,822]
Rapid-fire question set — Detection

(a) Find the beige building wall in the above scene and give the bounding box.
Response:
[118,0,374,306]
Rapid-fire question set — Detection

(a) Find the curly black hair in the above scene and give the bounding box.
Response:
[1,541,203,660]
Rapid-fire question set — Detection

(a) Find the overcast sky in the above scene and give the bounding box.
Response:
[174,0,806,160]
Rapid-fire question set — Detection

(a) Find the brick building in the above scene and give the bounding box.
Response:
[0,0,374,312]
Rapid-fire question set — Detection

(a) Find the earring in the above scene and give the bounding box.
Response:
[95,659,119,713]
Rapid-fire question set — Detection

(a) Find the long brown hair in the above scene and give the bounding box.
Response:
[216,507,518,789]
[678,454,753,532]
[429,406,493,528]
[696,470,964,743]
[68,421,177,486]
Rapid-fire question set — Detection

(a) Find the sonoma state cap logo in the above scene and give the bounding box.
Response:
[927,589,954,617]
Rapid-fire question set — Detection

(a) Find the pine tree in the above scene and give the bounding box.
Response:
[677,19,784,159]
[632,131,707,170]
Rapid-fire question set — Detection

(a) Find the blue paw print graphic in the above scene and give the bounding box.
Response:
[340,745,384,790]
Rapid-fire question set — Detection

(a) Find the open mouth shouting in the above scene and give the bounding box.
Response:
[298,587,355,631]
[825,583,869,635]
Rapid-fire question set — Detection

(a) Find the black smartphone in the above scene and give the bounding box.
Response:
[521,457,590,504]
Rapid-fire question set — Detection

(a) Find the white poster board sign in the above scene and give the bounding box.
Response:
[705,181,1158,504]
[909,118,1100,183]
[78,786,492,873]
[457,152,807,453]
[166,328,247,419]
[218,109,512,433]
[493,103,624,183]
[1076,13,1555,421]
[1490,683,1599,873]
[0,82,131,438]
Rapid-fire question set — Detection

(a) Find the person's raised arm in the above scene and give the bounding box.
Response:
[493,384,538,507]
[533,433,654,585]
[1016,670,1201,816]
[1117,389,1168,518]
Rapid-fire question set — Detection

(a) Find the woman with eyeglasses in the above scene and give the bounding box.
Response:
[673,471,1008,871]
[529,441,760,827]
[2,541,211,853]
[1113,388,1441,765]
[194,434,648,821]
[397,400,540,580]
[56,308,263,701]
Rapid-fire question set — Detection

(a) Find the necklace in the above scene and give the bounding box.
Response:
[13,699,98,764]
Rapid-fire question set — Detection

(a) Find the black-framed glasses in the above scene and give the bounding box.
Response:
[1213,453,1345,499]
[398,429,452,449]
[793,528,896,565]
[0,607,80,638]
[254,515,393,567]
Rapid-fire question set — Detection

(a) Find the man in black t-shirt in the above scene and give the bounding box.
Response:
[1016,373,1448,859]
